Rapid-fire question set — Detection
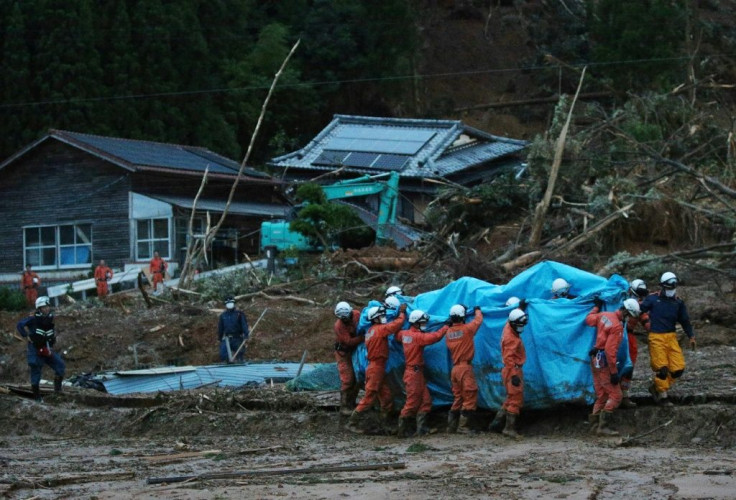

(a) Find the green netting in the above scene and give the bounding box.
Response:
[286,363,341,391]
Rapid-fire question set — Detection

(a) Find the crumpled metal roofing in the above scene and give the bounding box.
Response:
[96,362,317,395]
[269,114,527,179]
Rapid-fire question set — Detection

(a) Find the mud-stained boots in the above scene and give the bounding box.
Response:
[345,410,363,433]
[489,409,506,433]
[457,411,474,434]
[31,384,41,401]
[397,417,411,438]
[446,410,460,434]
[415,412,430,436]
[620,390,637,409]
[339,391,352,416]
[380,409,396,435]
[588,412,600,427]
[54,376,63,393]
[596,411,619,436]
[502,412,520,439]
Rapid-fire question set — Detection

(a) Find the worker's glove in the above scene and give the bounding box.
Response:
[689,337,697,351]
[610,373,620,385]
[473,306,481,313]
[592,296,604,309]
[588,348,598,357]
[518,299,528,311]
[444,318,453,326]
[399,303,408,313]
[511,375,521,387]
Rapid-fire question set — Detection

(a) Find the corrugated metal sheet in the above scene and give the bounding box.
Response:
[97,363,317,395]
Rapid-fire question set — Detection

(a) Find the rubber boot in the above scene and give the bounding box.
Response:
[457,411,474,434]
[658,390,674,407]
[339,391,352,416]
[31,384,42,401]
[489,409,506,433]
[380,409,396,435]
[54,376,63,393]
[347,386,360,410]
[397,417,411,438]
[596,411,619,436]
[446,410,460,434]
[415,412,430,436]
[620,389,637,409]
[502,412,520,439]
[345,410,364,433]
[588,411,600,426]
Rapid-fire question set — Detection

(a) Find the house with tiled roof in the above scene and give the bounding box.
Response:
[0,130,287,286]
[269,115,528,222]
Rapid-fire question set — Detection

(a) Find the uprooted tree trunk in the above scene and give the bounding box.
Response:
[177,39,301,289]
[528,66,587,247]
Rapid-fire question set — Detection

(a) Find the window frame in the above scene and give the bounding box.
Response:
[23,222,94,270]
[135,217,171,261]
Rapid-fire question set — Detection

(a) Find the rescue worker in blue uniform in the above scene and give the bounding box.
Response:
[16,296,66,400]
[639,271,696,406]
[218,296,250,363]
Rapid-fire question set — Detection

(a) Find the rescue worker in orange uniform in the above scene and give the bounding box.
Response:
[585,297,641,436]
[640,272,696,406]
[445,304,483,434]
[333,301,365,416]
[94,260,114,298]
[620,279,650,408]
[149,251,168,292]
[347,303,407,433]
[492,307,528,439]
[21,264,41,308]
[395,310,448,437]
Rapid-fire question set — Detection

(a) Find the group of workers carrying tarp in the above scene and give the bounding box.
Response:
[332,261,696,438]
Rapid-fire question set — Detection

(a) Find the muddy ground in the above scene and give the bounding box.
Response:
[2,252,736,499]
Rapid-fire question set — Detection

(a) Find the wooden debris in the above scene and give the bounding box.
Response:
[143,449,222,463]
[149,325,165,333]
[618,419,673,447]
[546,203,634,257]
[5,472,136,491]
[137,272,152,308]
[146,462,407,485]
[501,251,542,272]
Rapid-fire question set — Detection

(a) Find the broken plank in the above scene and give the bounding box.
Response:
[146,462,407,485]
[143,449,222,463]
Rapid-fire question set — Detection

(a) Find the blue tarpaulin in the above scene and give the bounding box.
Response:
[351,261,632,410]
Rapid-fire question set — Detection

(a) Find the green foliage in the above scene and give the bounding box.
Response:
[0,287,26,311]
[289,183,374,249]
[604,251,668,282]
[588,0,686,89]
[192,268,266,300]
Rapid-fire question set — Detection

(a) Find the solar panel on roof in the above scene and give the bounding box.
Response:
[312,150,349,166]
[343,152,379,167]
[372,154,409,171]
[324,126,436,155]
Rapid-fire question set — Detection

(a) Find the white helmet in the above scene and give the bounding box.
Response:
[505,296,520,307]
[622,298,641,317]
[629,279,647,297]
[551,278,571,295]
[383,296,400,309]
[449,304,466,321]
[35,296,50,309]
[409,309,429,325]
[334,301,352,319]
[508,308,528,329]
[660,272,678,289]
[367,306,387,321]
[385,286,403,298]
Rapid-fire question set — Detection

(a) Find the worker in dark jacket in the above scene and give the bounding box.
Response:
[640,272,696,406]
[218,296,249,363]
[333,301,364,416]
[16,296,65,400]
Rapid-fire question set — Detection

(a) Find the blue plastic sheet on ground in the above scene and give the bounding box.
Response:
[351,260,632,410]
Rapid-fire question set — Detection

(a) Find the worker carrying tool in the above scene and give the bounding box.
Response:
[585,296,641,436]
[333,301,365,416]
[444,304,483,434]
[16,296,66,400]
[620,279,650,408]
[218,296,249,363]
[395,310,448,437]
[149,251,168,293]
[347,303,407,434]
[640,271,696,407]
[94,259,114,298]
[490,306,529,439]
[21,264,41,308]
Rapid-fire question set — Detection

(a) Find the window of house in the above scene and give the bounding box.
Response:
[24,223,92,269]
[136,218,170,260]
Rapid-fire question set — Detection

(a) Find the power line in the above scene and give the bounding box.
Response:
[1,52,733,109]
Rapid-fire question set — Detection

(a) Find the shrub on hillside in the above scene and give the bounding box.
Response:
[0,287,26,311]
